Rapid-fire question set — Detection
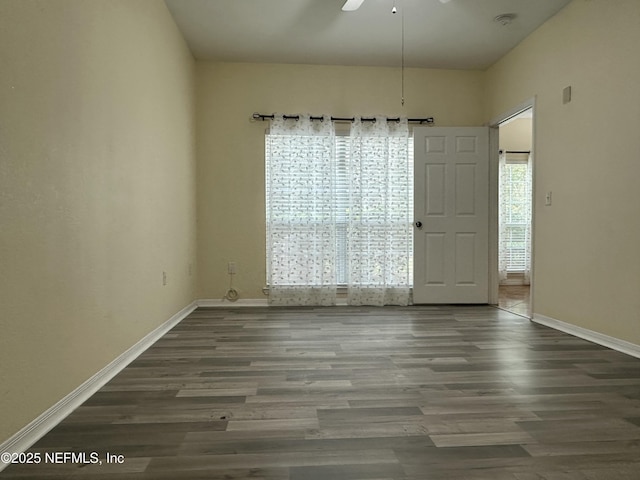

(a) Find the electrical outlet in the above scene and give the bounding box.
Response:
[162,271,167,286]
[228,262,237,275]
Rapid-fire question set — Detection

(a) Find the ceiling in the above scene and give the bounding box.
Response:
[164,0,571,70]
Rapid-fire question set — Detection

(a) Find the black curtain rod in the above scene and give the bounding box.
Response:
[252,113,434,125]
[501,150,531,154]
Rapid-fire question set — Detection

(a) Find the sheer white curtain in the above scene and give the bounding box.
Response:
[346,117,412,306]
[498,152,532,285]
[266,114,337,305]
[498,152,509,283]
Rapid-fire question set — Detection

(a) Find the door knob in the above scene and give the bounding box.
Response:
[415,221,423,229]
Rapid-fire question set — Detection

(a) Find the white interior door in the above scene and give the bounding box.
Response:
[413,127,489,303]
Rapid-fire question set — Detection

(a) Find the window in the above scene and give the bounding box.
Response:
[333,134,414,285]
[499,153,532,276]
[265,115,413,306]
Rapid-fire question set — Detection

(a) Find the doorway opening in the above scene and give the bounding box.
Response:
[497,108,532,317]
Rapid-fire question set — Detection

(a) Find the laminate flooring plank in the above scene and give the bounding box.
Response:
[288,462,405,480]
[145,449,398,472]
[517,418,640,443]
[3,305,640,479]
[179,433,435,456]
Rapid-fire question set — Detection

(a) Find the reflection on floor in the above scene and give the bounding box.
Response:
[499,284,531,318]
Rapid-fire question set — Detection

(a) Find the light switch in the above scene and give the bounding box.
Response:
[545,191,552,206]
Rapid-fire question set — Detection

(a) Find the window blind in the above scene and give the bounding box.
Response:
[500,155,531,273]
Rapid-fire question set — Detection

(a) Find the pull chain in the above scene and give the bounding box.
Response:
[401,4,405,106]
[392,0,404,106]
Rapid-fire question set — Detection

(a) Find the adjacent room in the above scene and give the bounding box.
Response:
[497,108,533,318]
[1,0,639,478]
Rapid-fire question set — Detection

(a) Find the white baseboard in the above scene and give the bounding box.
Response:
[0,301,198,472]
[197,298,268,307]
[196,299,355,307]
[532,313,640,359]
[500,279,530,286]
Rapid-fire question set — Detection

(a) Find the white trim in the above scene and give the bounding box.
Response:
[488,98,536,128]
[500,278,529,286]
[0,301,198,471]
[488,125,499,305]
[500,272,529,286]
[197,298,268,307]
[532,313,640,359]
[197,298,353,307]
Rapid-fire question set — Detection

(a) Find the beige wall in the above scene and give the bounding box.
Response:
[485,0,640,344]
[0,0,196,442]
[499,118,532,152]
[196,62,485,299]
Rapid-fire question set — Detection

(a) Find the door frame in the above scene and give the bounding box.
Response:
[487,97,536,314]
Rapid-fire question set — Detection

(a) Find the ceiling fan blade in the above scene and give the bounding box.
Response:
[342,0,365,11]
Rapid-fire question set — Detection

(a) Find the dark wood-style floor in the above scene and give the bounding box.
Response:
[3,306,640,479]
